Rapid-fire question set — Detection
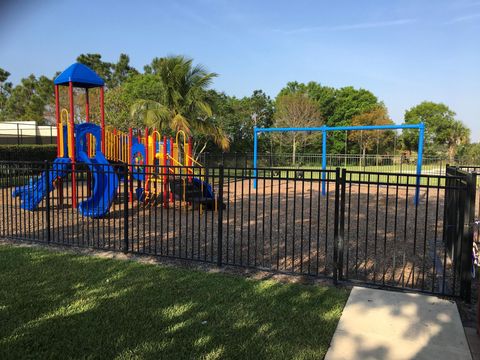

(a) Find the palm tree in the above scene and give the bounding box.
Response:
[446,120,470,161]
[131,56,229,151]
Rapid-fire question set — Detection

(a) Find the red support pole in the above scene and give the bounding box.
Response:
[68,82,77,208]
[169,136,174,203]
[100,86,105,154]
[152,129,157,166]
[163,135,168,207]
[85,88,90,123]
[145,127,149,164]
[128,127,133,203]
[152,128,157,172]
[54,85,60,157]
[54,85,64,205]
[85,88,92,196]
[85,88,90,154]
[128,128,133,164]
[145,127,149,187]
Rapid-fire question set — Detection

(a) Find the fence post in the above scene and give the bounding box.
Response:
[123,164,129,254]
[217,165,224,267]
[338,168,346,280]
[460,172,476,302]
[454,168,464,293]
[444,165,454,256]
[44,160,51,244]
[333,167,341,284]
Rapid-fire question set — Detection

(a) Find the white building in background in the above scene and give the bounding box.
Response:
[0,121,57,145]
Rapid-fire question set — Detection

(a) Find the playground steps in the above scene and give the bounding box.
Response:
[168,179,224,210]
[169,179,206,201]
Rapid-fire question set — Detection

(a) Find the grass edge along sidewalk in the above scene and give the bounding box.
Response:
[0,244,348,360]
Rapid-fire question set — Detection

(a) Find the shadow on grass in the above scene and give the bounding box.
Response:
[0,245,348,359]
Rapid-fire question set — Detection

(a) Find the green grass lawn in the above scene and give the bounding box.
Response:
[0,245,348,360]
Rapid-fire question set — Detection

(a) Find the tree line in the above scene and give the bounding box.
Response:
[0,53,477,161]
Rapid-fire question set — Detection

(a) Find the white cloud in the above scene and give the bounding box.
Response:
[274,19,417,35]
[445,12,480,24]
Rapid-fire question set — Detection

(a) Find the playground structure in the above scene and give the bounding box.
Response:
[12,63,216,217]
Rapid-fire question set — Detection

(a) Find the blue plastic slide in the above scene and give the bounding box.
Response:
[12,157,71,210]
[77,149,119,218]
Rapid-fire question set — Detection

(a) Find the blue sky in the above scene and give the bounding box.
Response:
[1,0,479,140]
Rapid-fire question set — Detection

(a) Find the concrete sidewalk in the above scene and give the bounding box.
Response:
[325,287,471,360]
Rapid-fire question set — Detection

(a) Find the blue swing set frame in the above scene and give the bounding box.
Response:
[252,123,425,203]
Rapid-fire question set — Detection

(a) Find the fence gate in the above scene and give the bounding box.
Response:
[337,168,476,301]
[444,167,477,300]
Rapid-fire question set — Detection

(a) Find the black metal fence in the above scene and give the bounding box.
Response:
[201,152,450,175]
[0,160,476,301]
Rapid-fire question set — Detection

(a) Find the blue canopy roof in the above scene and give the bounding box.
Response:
[54,63,104,88]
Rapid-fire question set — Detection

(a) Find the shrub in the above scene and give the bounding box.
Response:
[0,145,57,162]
